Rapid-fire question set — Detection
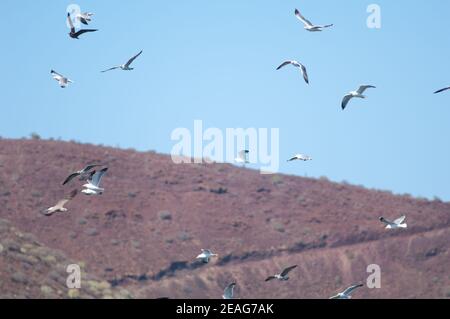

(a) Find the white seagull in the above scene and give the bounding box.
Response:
[265,265,298,282]
[287,154,312,162]
[223,282,237,299]
[329,284,364,299]
[434,87,450,94]
[379,215,407,229]
[235,150,250,164]
[196,249,218,264]
[42,189,78,216]
[51,70,73,88]
[276,60,309,84]
[76,12,94,25]
[82,167,108,195]
[341,85,376,110]
[62,164,103,185]
[101,50,143,72]
[295,9,333,32]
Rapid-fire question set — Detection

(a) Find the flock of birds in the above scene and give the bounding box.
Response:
[43,6,446,300]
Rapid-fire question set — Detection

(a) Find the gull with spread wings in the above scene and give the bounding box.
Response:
[329,284,364,299]
[42,189,78,216]
[379,215,407,229]
[295,8,333,32]
[62,164,103,185]
[101,50,143,73]
[82,167,108,195]
[276,60,309,84]
[51,70,73,88]
[341,85,376,110]
[265,265,298,282]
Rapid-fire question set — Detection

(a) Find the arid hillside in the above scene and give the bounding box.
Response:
[0,139,449,298]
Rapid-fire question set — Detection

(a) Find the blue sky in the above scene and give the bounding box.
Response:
[1,0,450,200]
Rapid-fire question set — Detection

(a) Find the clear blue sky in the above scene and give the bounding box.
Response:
[1,0,450,200]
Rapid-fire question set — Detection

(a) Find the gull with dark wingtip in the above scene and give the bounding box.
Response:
[67,12,98,39]
[51,70,73,88]
[101,50,143,73]
[341,85,376,110]
[329,284,364,299]
[265,265,298,282]
[295,8,333,32]
[276,60,309,84]
[222,282,237,299]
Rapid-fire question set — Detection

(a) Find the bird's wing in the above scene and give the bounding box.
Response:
[101,66,120,73]
[341,94,353,110]
[329,294,340,299]
[434,87,450,94]
[294,9,313,26]
[319,24,334,28]
[74,29,98,37]
[393,215,406,225]
[379,217,392,225]
[276,61,293,70]
[62,172,80,185]
[91,167,108,186]
[203,249,212,255]
[82,164,102,173]
[342,284,363,296]
[53,199,70,209]
[265,276,276,282]
[280,265,298,277]
[51,70,64,80]
[300,64,309,84]
[357,85,376,94]
[287,156,297,162]
[125,50,143,68]
[67,13,75,31]
[223,283,236,299]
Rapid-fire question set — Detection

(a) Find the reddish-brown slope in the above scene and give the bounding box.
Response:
[0,139,449,298]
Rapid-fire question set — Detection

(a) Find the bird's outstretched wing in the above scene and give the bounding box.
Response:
[51,70,64,81]
[265,276,276,282]
[294,9,313,26]
[62,172,80,185]
[300,64,309,84]
[393,215,406,225]
[434,87,450,94]
[342,284,363,296]
[280,265,298,277]
[101,66,120,73]
[82,164,102,173]
[329,294,340,299]
[91,167,108,186]
[125,50,143,68]
[67,12,75,32]
[276,61,293,70]
[357,85,376,94]
[73,29,98,37]
[341,94,353,110]
[223,283,236,299]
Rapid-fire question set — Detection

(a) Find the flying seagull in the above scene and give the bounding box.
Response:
[295,8,333,32]
[62,164,103,185]
[101,50,143,72]
[42,189,78,216]
[379,215,407,229]
[287,154,312,162]
[82,167,108,195]
[235,150,250,164]
[196,249,218,264]
[265,265,298,282]
[341,85,376,110]
[276,60,309,84]
[223,282,237,299]
[51,70,73,88]
[76,12,94,25]
[434,87,450,94]
[329,284,364,299]
[67,12,98,39]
